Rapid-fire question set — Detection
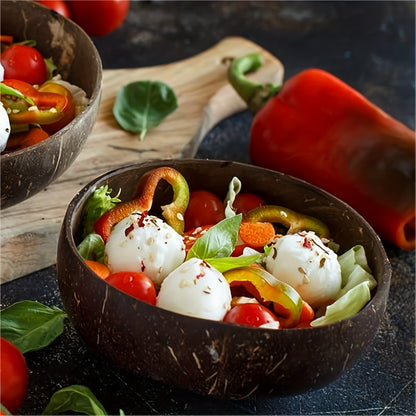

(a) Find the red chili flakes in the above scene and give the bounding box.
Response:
[302,237,313,249]
[137,210,148,227]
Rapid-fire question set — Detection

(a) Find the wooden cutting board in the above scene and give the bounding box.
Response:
[0,36,284,283]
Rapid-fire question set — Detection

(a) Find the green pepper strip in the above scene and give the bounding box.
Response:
[228,52,281,114]
[244,205,331,239]
[1,79,68,125]
[94,167,190,242]
[224,266,303,328]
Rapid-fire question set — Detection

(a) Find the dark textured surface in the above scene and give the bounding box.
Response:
[1,1,415,414]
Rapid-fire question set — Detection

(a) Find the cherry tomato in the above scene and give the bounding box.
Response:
[0,338,28,414]
[233,192,265,215]
[183,224,212,253]
[184,190,225,231]
[1,44,47,85]
[224,303,278,327]
[106,271,156,305]
[36,0,70,18]
[66,0,130,37]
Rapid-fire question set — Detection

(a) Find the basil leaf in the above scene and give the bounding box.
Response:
[206,253,260,273]
[0,301,67,353]
[113,80,178,140]
[187,215,242,261]
[77,233,106,263]
[42,385,107,416]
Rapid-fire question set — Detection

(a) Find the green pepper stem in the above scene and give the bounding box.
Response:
[228,52,281,114]
[245,205,331,239]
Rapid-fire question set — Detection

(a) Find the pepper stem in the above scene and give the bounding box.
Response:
[228,52,281,114]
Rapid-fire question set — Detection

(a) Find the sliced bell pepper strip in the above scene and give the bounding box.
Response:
[244,204,330,239]
[38,81,75,134]
[1,79,70,127]
[224,266,303,328]
[229,53,416,251]
[94,167,190,242]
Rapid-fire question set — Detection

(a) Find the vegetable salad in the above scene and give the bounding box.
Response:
[77,166,377,329]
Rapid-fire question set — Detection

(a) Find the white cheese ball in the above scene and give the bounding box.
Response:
[0,102,10,153]
[265,231,341,308]
[156,257,232,321]
[105,212,186,286]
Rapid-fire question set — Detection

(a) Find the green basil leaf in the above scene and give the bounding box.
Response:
[187,215,242,261]
[206,253,260,273]
[0,301,67,353]
[42,385,107,416]
[82,185,121,238]
[113,80,178,140]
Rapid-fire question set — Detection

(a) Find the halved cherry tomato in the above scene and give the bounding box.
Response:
[106,271,156,305]
[0,338,28,414]
[66,0,130,37]
[36,0,70,18]
[233,192,265,215]
[1,44,47,85]
[224,303,278,327]
[184,190,225,231]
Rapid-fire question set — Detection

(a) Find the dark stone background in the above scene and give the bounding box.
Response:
[1,1,414,414]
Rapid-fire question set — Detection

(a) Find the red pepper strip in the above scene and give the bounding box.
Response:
[223,266,303,328]
[95,167,190,242]
[244,205,330,240]
[38,81,75,134]
[1,79,70,125]
[229,53,416,251]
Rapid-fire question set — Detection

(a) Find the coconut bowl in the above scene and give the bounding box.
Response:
[57,159,391,399]
[1,0,102,209]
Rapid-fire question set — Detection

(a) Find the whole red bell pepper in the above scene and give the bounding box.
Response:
[228,53,416,251]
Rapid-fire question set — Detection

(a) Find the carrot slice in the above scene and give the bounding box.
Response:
[239,221,275,249]
[85,260,111,280]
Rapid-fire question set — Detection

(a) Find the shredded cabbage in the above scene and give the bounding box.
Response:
[310,245,377,327]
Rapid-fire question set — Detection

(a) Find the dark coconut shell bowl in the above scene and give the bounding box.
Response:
[1,0,102,209]
[57,159,391,399]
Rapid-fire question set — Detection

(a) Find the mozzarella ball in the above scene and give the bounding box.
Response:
[0,102,10,152]
[265,231,341,308]
[156,257,232,321]
[105,212,186,286]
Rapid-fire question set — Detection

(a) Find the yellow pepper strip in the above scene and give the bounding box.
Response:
[224,266,302,328]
